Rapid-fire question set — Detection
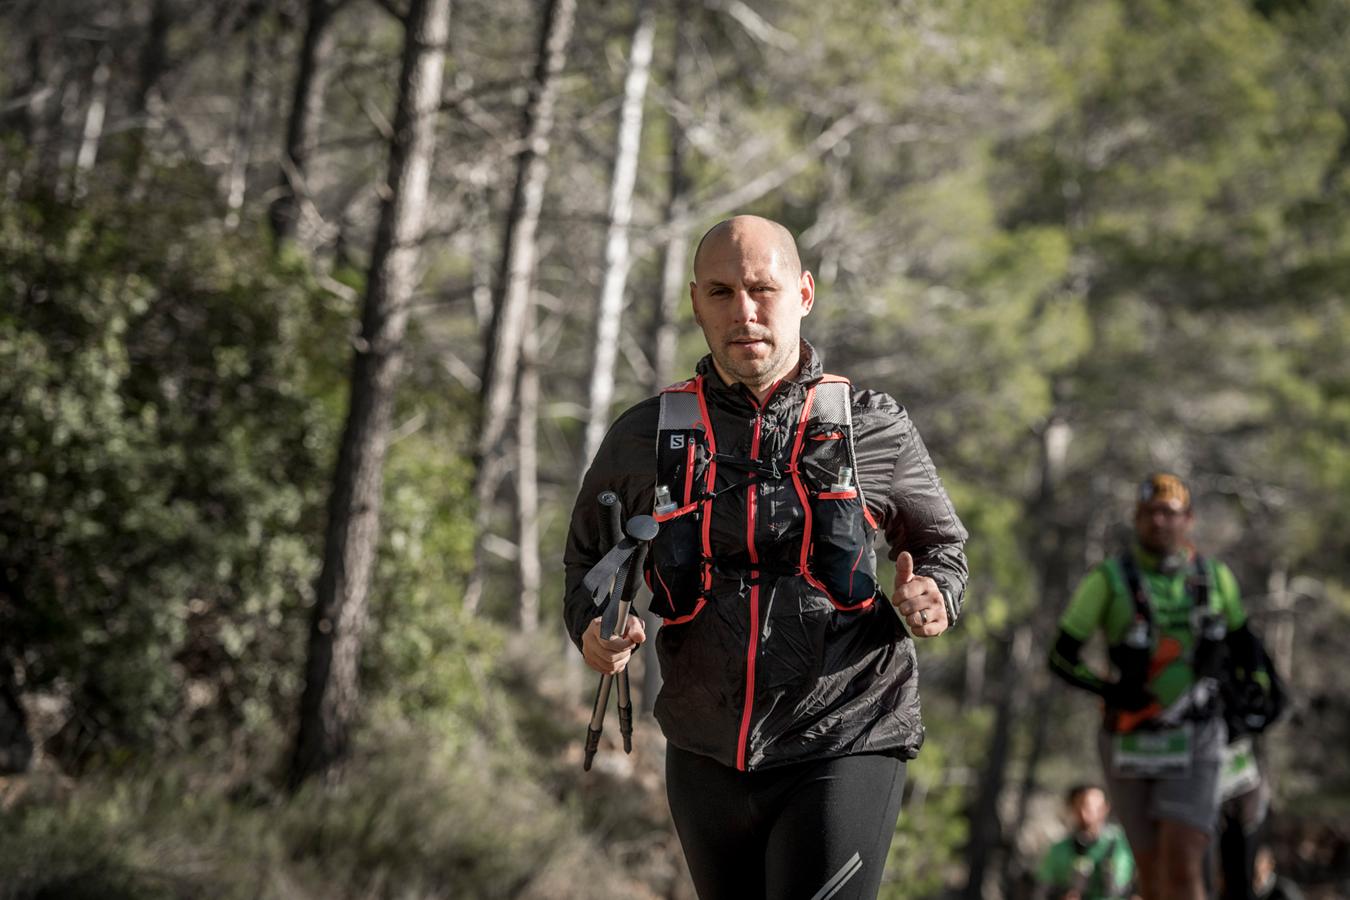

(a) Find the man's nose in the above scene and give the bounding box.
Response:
[730,290,758,322]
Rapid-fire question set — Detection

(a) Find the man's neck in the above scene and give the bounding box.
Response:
[1133,542,1191,574]
[710,359,801,404]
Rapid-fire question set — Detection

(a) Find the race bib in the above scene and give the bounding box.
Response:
[1220,736,1262,800]
[1111,724,1193,778]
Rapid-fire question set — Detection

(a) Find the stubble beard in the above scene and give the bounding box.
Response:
[713,336,799,393]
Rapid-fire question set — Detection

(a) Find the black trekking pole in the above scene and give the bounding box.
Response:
[598,493,636,754]
[582,501,658,771]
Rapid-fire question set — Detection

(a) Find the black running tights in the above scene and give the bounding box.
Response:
[665,744,907,900]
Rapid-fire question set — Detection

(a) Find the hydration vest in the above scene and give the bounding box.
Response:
[1104,552,1228,732]
[647,373,881,621]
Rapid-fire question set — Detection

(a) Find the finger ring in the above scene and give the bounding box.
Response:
[919,609,929,626]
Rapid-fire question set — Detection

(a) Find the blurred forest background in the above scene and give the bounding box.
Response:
[1,0,1347,897]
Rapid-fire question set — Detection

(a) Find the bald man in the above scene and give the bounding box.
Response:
[563,215,969,900]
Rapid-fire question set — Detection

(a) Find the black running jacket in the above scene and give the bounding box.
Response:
[563,342,968,770]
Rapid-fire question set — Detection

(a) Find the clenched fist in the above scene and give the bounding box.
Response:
[581,614,647,674]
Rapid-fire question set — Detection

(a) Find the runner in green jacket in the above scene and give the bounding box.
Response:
[1036,784,1135,900]
[1048,474,1258,900]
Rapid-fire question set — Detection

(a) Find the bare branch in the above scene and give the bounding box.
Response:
[706,0,796,50]
[439,351,482,391]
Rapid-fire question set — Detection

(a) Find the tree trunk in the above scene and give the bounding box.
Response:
[963,639,986,710]
[14,35,61,190]
[963,625,1034,900]
[71,48,111,198]
[123,0,172,187]
[269,0,340,246]
[810,141,851,288]
[464,0,577,615]
[0,654,32,775]
[639,0,694,714]
[470,183,495,332]
[1001,673,1056,896]
[224,17,264,231]
[999,414,1077,894]
[515,296,541,633]
[53,74,84,199]
[580,0,656,472]
[964,413,1074,898]
[289,0,450,790]
[1267,565,1294,679]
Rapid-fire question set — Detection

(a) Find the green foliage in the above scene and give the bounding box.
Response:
[880,712,986,898]
[0,723,640,900]
[366,432,490,728]
[0,179,347,757]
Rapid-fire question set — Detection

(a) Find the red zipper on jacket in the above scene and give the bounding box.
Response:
[735,379,780,771]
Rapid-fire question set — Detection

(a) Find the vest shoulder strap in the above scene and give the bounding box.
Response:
[658,389,703,433]
[1118,552,1152,624]
[812,377,852,429]
[1113,552,1216,625]
[1190,555,1214,612]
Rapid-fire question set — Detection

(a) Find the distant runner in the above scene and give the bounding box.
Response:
[1048,473,1272,900]
[1036,783,1135,900]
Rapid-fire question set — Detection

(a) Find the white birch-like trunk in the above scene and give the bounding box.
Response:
[224,22,263,231]
[72,50,110,196]
[516,296,541,633]
[639,2,694,713]
[465,0,577,615]
[580,0,656,472]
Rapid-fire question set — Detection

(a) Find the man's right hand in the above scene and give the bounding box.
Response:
[581,614,647,674]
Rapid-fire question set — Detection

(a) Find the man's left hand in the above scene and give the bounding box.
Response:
[891,550,949,638]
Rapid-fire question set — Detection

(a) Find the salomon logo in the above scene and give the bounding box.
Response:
[670,434,686,450]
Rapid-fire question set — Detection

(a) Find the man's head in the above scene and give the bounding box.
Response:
[689,215,814,396]
[1064,784,1109,839]
[1134,472,1194,556]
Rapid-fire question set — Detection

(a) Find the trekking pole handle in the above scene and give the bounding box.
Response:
[599,490,624,549]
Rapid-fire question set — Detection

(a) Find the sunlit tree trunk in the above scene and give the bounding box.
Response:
[224,19,264,230]
[71,48,110,198]
[515,296,541,633]
[289,0,450,790]
[465,0,577,615]
[580,0,656,472]
[639,0,693,714]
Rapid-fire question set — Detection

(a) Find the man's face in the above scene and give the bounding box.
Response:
[690,226,813,392]
[1134,498,1194,555]
[1069,788,1109,837]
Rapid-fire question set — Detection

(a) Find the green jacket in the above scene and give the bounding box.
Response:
[1036,823,1134,900]
[1058,546,1246,706]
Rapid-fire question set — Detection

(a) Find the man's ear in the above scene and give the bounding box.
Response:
[689,280,702,326]
[799,270,815,315]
